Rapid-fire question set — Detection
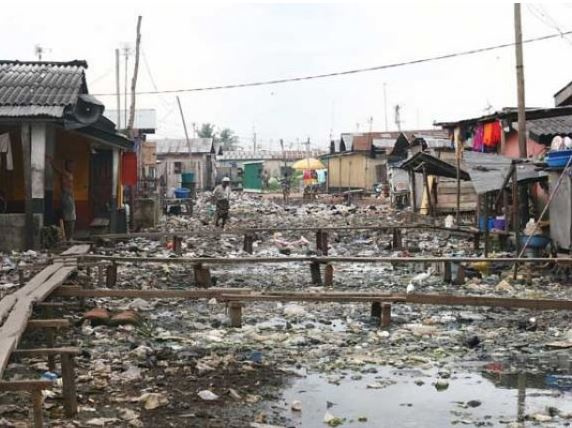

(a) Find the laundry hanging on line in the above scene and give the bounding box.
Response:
[0,133,13,171]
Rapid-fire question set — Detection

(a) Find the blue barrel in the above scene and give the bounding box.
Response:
[174,187,190,199]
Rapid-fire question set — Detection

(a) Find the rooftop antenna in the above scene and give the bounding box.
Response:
[34,45,44,61]
[34,45,51,61]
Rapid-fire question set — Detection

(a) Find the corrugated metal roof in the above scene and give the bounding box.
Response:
[461,151,547,195]
[372,138,397,149]
[401,150,546,195]
[155,138,214,154]
[525,116,572,141]
[0,105,64,117]
[218,150,325,161]
[0,60,87,117]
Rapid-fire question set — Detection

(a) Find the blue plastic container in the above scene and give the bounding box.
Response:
[479,216,495,231]
[174,187,190,199]
[546,150,572,168]
[520,234,550,249]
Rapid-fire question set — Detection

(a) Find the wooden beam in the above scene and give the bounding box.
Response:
[79,255,570,265]
[406,293,572,310]
[26,319,70,329]
[51,287,252,299]
[13,347,80,356]
[0,380,53,391]
[90,223,479,240]
[220,292,405,303]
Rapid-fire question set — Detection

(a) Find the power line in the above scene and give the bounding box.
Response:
[89,28,572,97]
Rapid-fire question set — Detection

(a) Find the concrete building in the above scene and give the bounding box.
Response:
[0,60,132,250]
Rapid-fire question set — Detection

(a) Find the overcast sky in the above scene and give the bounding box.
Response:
[5,1,572,150]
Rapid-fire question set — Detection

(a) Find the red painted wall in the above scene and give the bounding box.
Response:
[501,130,547,159]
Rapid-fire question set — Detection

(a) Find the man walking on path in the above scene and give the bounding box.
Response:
[213,177,231,228]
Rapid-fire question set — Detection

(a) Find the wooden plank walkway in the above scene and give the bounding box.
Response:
[0,245,89,379]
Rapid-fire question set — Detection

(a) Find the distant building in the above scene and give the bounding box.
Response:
[154,138,220,192]
[325,130,448,193]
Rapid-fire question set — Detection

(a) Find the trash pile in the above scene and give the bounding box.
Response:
[2,194,572,427]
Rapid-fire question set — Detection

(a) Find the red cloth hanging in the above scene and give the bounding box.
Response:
[121,152,138,186]
[483,121,501,147]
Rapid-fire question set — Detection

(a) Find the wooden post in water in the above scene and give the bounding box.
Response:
[61,353,77,417]
[381,303,392,327]
[324,264,334,287]
[310,262,322,285]
[229,302,242,327]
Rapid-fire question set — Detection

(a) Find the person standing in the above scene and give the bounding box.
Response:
[48,156,76,240]
[213,177,231,228]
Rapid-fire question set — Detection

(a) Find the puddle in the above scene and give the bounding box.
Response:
[277,365,572,427]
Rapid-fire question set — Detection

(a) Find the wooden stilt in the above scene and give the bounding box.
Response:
[381,303,392,327]
[453,263,465,285]
[473,233,480,251]
[310,262,322,285]
[371,301,381,318]
[243,233,254,254]
[97,265,104,287]
[105,262,117,287]
[442,261,452,283]
[392,228,403,250]
[484,194,490,257]
[31,389,44,428]
[316,230,323,253]
[43,306,56,371]
[60,353,77,417]
[173,235,183,255]
[229,302,242,328]
[193,264,212,288]
[324,264,334,287]
[320,231,329,256]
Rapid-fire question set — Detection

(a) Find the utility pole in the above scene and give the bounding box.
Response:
[128,16,142,134]
[122,45,131,128]
[252,126,257,152]
[514,3,527,158]
[176,96,191,151]
[383,83,388,131]
[115,49,121,130]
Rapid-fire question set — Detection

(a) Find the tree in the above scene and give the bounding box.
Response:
[197,123,215,138]
[219,128,239,151]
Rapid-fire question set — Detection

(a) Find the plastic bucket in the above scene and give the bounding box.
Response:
[174,187,190,199]
[520,234,550,249]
